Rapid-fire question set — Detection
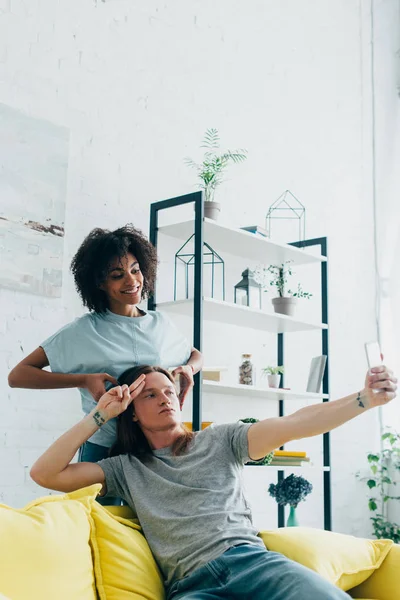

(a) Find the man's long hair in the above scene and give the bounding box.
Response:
[110,365,194,459]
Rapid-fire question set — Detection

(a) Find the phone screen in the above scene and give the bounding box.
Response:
[364,341,382,369]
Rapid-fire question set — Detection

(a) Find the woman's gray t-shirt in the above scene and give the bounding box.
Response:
[98,422,264,588]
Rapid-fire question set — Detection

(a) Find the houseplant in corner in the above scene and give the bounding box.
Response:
[184,128,247,220]
[255,261,312,316]
[358,430,400,543]
[269,473,313,527]
[262,365,284,388]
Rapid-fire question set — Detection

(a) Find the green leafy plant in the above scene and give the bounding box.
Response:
[254,261,312,299]
[239,418,273,466]
[359,430,400,543]
[185,128,247,203]
[262,366,285,376]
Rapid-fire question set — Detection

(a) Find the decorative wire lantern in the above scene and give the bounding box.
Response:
[234,268,262,309]
[174,234,225,301]
[265,190,306,244]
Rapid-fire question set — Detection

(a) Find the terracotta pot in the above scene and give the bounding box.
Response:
[272,297,297,316]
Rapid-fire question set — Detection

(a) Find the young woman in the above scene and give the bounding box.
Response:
[8,225,202,467]
[30,363,397,599]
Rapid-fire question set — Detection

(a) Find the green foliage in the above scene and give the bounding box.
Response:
[239,418,273,466]
[359,430,400,542]
[262,366,285,376]
[254,261,312,299]
[185,128,247,202]
[370,514,400,543]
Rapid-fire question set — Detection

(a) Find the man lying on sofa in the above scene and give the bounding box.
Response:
[31,363,397,600]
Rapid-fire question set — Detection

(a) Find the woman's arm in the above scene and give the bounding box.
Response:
[187,347,203,375]
[8,347,86,389]
[248,366,397,459]
[171,347,203,409]
[8,347,118,401]
[30,376,146,493]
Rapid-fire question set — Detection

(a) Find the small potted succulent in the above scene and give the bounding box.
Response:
[269,473,313,527]
[255,261,312,316]
[184,128,247,221]
[262,365,284,388]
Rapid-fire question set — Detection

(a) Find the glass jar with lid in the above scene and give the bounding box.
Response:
[239,353,254,385]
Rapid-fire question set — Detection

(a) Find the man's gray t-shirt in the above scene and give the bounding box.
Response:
[98,422,264,588]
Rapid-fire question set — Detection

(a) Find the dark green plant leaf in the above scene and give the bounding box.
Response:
[368,454,380,462]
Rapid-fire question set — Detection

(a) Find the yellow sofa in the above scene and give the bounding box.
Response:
[0,485,398,600]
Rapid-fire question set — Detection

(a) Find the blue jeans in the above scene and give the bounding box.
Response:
[167,544,350,600]
[78,441,122,506]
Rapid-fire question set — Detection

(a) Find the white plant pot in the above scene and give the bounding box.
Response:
[272,296,297,316]
[267,374,281,388]
[204,201,221,221]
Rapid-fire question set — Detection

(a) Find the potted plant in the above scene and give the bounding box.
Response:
[357,430,400,543]
[184,128,247,221]
[255,261,312,316]
[239,418,274,465]
[262,365,284,388]
[268,473,313,527]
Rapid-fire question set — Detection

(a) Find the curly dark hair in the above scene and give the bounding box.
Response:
[70,224,158,313]
[110,365,194,459]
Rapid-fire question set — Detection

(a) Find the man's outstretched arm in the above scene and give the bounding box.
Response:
[247,366,397,460]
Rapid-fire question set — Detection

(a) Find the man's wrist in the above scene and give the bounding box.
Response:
[90,408,109,428]
[356,390,370,409]
[188,364,195,374]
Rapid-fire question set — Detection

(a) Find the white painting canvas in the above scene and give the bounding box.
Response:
[0,104,69,297]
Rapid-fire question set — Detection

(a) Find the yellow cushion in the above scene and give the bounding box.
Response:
[0,486,98,600]
[259,527,393,592]
[89,500,165,600]
[350,542,400,600]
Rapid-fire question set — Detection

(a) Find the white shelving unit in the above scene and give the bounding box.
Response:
[202,380,329,401]
[245,465,331,472]
[150,193,331,529]
[158,297,327,334]
[159,218,326,265]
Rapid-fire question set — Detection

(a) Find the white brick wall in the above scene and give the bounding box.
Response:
[0,0,398,535]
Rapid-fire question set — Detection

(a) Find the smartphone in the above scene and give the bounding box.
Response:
[364,341,383,370]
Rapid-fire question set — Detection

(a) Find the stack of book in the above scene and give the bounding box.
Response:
[269,450,310,467]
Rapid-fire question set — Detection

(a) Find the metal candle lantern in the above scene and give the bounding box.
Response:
[234,268,262,309]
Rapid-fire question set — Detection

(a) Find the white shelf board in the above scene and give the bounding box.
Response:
[203,381,329,401]
[158,218,326,265]
[245,465,331,472]
[157,297,328,333]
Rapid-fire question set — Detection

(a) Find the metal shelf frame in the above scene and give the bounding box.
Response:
[149,191,331,531]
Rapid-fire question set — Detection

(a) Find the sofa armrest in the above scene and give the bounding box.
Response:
[350,543,400,600]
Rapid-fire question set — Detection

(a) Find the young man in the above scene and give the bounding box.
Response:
[31,364,397,600]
